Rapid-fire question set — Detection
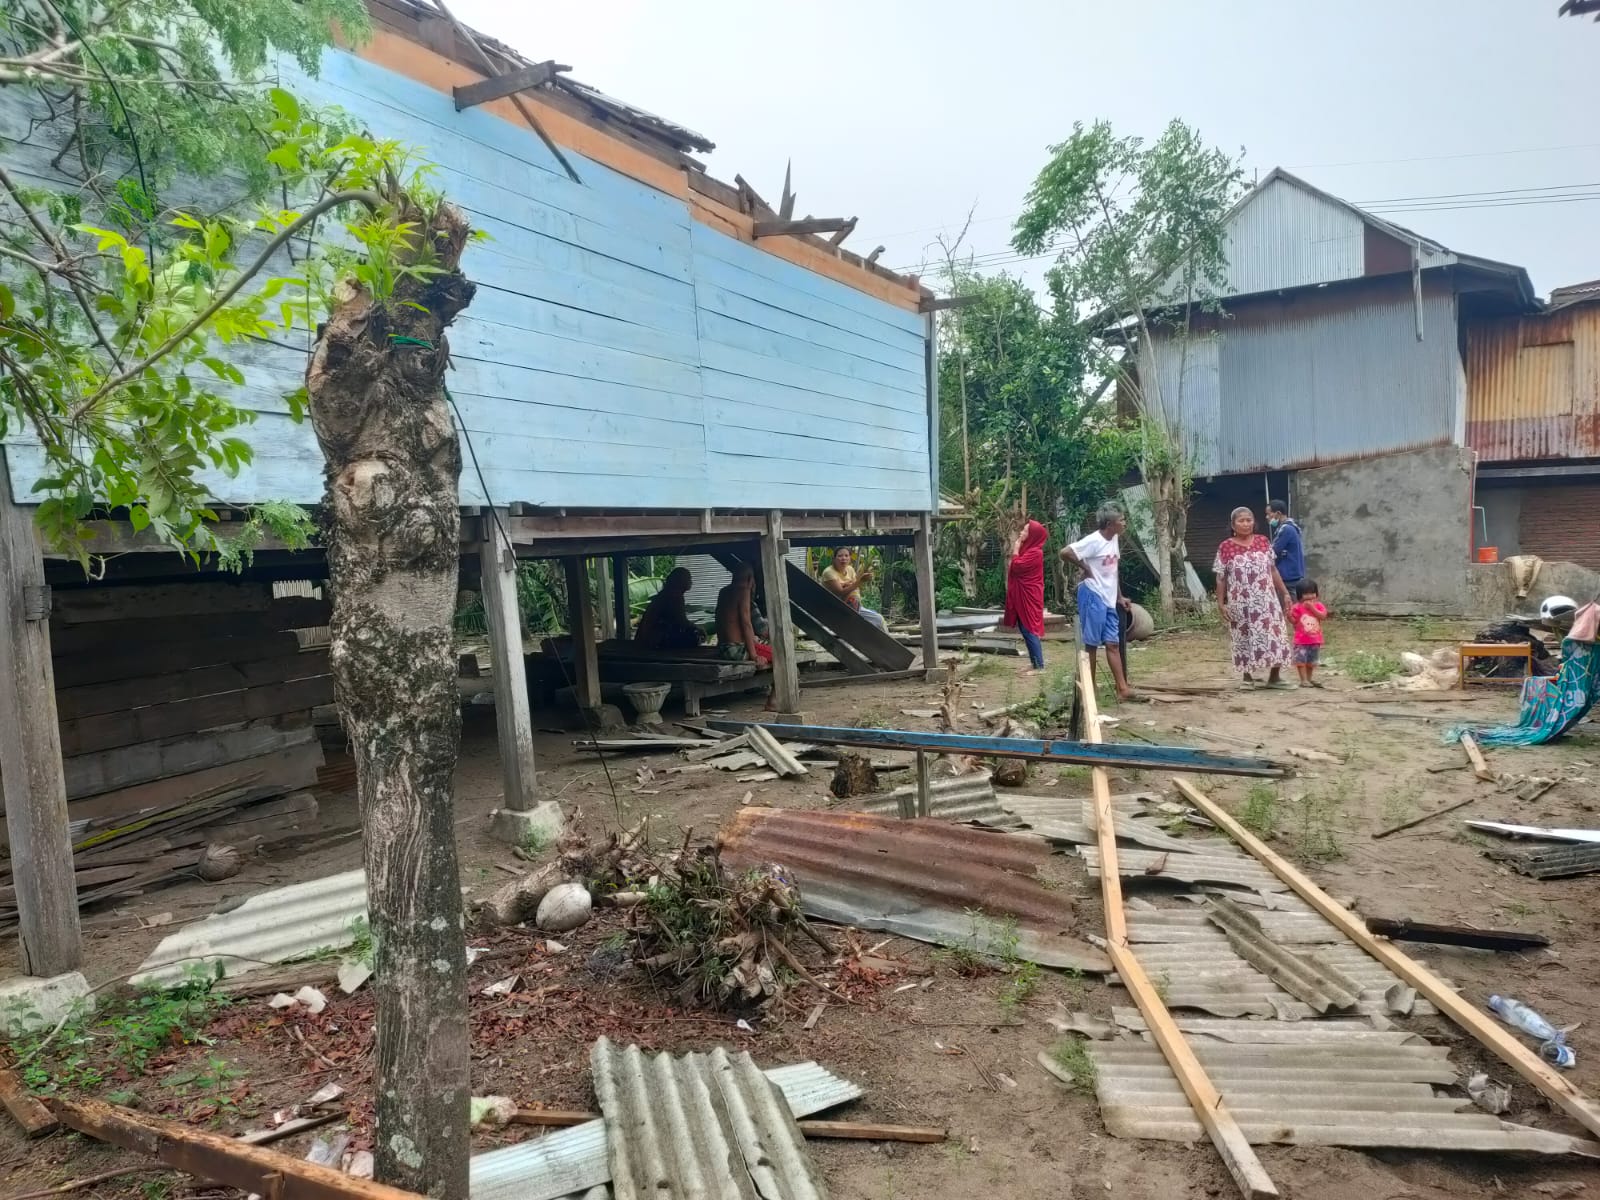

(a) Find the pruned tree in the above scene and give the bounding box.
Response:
[1013,118,1243,617]
[3,3,479,1193]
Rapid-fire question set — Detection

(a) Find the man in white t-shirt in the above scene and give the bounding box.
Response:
[1059,502,1136,702]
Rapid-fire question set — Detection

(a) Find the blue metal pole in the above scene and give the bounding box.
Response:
[707,720,1286,778]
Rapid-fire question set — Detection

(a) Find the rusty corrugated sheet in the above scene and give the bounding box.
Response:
[592,1038,826,1200]
[1085,1038,1594,1154]
[1466,304,1600,461]
[858,773,1022,827]
[718,808,1111,972]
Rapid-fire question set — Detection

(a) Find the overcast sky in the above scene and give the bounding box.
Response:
[448,0,1599,300]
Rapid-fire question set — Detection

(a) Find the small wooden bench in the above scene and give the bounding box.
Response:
[1459,642,1532,688]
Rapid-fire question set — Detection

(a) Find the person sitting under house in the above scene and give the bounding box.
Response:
[820,547,887,632]
[715,563,772,666]
[632,566,703,651]
[1267,498,1305,593]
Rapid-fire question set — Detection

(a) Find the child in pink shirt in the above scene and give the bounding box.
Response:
[1291,579,1328,688]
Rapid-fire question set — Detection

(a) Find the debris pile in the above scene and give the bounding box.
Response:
[628,846,827,1009]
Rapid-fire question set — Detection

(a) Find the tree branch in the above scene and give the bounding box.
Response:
[0,161,121,361]
[69,188,385,422]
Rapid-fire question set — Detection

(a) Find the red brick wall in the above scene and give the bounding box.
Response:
[1519,483,1600,570]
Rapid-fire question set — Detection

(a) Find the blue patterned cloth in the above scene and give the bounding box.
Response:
[1449,638,1600,748]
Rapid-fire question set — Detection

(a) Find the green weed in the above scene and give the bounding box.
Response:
[964,656,1009,680]
[1379,785,1419,831]
[852,705,892,729]
[1295,777,1353,864]
[1049,1037,1097,1092]
[1504,899,1534,919]
[1058,764,1091,784]
[1343,651,1401,684]
[1240,783,1279,839]
[1407,615,1448,641]
[1154,970,1173,1005]
[519,826,554,857]
[999,961,1041,1012]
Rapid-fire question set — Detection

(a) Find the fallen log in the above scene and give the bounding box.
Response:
[0,1063,57,1137]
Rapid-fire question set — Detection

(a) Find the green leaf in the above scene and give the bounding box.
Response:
[265,145,301,172]
[0,284,12,321]
[128,505,151,532]
[268,88,300,122]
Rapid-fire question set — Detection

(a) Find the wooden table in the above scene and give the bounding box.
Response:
[1459,642,1532,687]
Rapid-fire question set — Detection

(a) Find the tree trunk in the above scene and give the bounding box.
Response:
[1149,466,1178,620]
[305,198,476,1198]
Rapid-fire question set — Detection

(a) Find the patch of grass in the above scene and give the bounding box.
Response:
[963,656,1009,680]
[998,961,1042,1013]
[1058,764,1091,784]
[1407,615,1449,641]
[1240,783,1280,839]
[519,826,554,857]
[11,963,231,1094]
[1343,650,1402,684]
[1154,970,1173,1005]
[1295,776,1353,864]
[346,916,374,967]
[1504,899,1534,919]
[852,705,892,729]
[1049,1037,1097,1091]
[1379,784,1420,831]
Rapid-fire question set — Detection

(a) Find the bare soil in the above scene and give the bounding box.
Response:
[7,619,1600,1200]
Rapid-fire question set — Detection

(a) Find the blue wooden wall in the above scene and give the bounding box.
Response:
[2,49,934,514]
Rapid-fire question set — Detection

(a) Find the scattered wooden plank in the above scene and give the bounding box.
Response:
[0,1064,58,1137]
[1461,733,1497,782]
[1172,775,1600,1143]
[1371,794,1479,839]
[509,1109,594,1128]
[1285,746,1342,766]
[795,1120,945,1143]
[1080,656,1277,1200]
[238,1111,344,1146]
[46,1097,419,1200]
[1363,918,1549,953]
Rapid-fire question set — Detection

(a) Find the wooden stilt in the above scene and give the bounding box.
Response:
[562,557,602,717]
[0,485,81,975]
[611,554,630,640]
[760,511,803,719]
[595,558,617,641]
[477,527,537,805]
[914,513,940,680]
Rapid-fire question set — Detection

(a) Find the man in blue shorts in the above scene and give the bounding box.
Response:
[1060,502,1136,702]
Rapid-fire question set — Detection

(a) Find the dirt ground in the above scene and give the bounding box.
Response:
[7,618,1600,1200]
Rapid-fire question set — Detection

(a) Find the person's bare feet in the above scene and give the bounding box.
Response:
[1022,668,1043,677]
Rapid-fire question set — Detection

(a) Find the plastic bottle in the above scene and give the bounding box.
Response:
[1488,995,1577,1068]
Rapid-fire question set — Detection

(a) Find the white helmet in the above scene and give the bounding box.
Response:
[1540,595,1578,623]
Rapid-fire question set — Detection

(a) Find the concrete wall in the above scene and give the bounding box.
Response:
[1295,444,1472,615]
[1470,560,1600,618]
[1477,487,1523,560]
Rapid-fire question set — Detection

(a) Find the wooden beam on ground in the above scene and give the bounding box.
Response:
[0,485,81,976]
[46,1097,423,1200]
[761,512,802,717]
[1171,775,1600,1143]
[452,59,568,109]
[752,217,854,239]
[1370,793,1478,839]
[914,514,939,679]
[1081,654,1277,1200]
[562,556,603,714]
[1362,917,1549,953]
[0,1064,57,1136]
[479,526,538,804]
[1461,732,1497,782]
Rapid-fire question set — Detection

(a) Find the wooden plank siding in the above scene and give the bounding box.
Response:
[2,44,933,516]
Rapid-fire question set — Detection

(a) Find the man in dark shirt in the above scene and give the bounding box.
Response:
[1267,498,1305,591]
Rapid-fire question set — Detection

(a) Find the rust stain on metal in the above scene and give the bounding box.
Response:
[1466,302,1600,461]
[718,808,1110,972]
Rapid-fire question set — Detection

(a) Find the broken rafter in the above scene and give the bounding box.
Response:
[752,216,855,239]
[453,59,571,110]
[46,1097,420,1200]
[827,217,858,246]
[866,245,886,266]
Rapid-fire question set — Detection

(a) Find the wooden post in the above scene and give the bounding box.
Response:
[611,554,630,640]
[880,544,900,622]
[914,750,931,817]
[562,557,602,716]
[476,529,537,806]
[760,511,803,719]
[914,513,941,681]
[594,558,617,641]
[0,485,81,976]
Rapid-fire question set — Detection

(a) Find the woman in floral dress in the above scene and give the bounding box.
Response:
[1213,507,1295,687]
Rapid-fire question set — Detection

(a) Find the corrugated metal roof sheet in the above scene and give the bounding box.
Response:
[718,808,1112,973]
[1108,1009,1427,1045]
[592,1039,826,1200]
[1465,304,1600,462]
[1086,1038,1595,1155]
[1204,897,1361,1013]
[996,793,1159,822]
[1078,845,1289,892]
[1126,905,1342,945]
[858,773,1021,827]
[132,869,366,987]
[469,1060,859,1200]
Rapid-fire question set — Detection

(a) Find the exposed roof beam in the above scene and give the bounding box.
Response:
[453,59,570,110]
[753,217,855,239]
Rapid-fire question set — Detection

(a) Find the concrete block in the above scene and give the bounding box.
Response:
[0,971,94,1036]
[490,801,564,847]
[580,703,627,732]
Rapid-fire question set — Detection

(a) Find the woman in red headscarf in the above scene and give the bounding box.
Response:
[1004,519,1049,673]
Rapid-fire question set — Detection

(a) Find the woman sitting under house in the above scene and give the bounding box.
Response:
[1452,601,1600,748]
[633,567,704,651]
